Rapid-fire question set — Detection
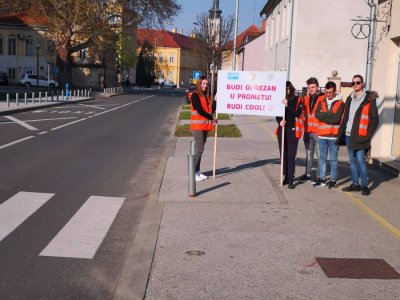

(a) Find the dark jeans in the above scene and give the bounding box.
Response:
[192,130,208,172]
[277,127,299,182]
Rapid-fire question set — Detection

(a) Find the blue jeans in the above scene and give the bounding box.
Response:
[319,138,339,181]
[345,135,368,187]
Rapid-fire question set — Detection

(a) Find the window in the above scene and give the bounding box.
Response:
[0,37,3,55]
[79,49,87,60]
[24,68,34,75]
[8,68,16,79]
[25,39,34,56]
[8,36,16,55]
[159,55,163,62]
[169,55,174,63]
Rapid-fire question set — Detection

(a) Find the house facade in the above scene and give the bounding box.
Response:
[137,29,205,86]
[260,0,370,90]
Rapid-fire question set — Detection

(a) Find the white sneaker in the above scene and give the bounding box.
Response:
[195,174,204,182]
[199,173,208,180]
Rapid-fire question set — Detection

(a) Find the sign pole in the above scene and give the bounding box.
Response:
[213,113,218,178]
[280,117,286,186]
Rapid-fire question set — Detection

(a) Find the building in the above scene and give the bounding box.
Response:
[221,25,265,71]
[137,29,205,86]
[0,11,56,84]
[369,0,400,160]
[260,0,370,90]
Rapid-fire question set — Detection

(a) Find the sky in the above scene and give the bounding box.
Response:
[169,0,265,36]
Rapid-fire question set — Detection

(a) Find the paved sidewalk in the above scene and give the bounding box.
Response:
[143,115,400,300]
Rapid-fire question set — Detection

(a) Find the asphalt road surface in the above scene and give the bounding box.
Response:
[0,89,183,299]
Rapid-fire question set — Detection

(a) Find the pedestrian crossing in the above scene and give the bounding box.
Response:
[0,192,125,259]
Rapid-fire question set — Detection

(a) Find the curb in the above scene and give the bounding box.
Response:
[0,97,95,116]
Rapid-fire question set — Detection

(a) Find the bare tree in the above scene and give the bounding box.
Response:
[192,12,235,76]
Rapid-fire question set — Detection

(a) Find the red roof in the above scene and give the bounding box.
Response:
[226,24,264,50]
[138,29,194,50]
[0,9,48,26]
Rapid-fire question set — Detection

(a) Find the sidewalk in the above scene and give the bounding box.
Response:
[141,115,400,299]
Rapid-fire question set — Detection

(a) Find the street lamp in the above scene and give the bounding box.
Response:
[35,43,40,87]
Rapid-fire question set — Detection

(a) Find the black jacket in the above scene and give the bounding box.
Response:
[336,91,379,150]
[276,96,303,129]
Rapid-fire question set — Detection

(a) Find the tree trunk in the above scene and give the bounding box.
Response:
[56,40,72,87]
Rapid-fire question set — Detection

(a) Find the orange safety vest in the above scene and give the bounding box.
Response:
[303,94,324,133]
[317,99,343,136]
[274,97,304,139]
[359,103,370,136]
[190,92,214,131]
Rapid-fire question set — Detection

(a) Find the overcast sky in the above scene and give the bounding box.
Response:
[169,0,265,35]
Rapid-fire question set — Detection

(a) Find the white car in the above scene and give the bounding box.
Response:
[160,80,177,88]
[20,74,59,88]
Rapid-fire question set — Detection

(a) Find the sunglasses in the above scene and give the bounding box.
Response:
[351,81,362,86]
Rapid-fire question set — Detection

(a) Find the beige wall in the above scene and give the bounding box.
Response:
[370,0,400,159]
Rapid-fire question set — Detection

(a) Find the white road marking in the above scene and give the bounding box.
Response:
[38,131,48,135]
[0,117,77,125]
[0,136,35,150]
[78,104,106,110]
[0,192,55,242]
[94,95,156,117]
[4,116,38,131]
[50,118,87,131]
[40,196,125,259]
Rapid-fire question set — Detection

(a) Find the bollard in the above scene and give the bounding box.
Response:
[188,154,196,197]
[51,90,54,101]
[24,93,27,105]
[57,90,59,101]
[77,90,80,98]
[6,93,9,107]
[39,92,42,103]
[190,140,195,156]
[16,93,19,106]
[62,90,64,101]
[32,92,35,104]
[45,92,48,102]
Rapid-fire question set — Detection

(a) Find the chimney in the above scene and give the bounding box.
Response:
[172,27,177,33]
[261,19,266,31]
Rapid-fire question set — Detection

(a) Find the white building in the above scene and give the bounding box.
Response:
[260,0,370,90]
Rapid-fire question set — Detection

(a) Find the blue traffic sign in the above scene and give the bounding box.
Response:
[193,71,202,80]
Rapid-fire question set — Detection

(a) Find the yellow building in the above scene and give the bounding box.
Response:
[137,28,206,85]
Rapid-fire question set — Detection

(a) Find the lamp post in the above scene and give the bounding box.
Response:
[35,43,40,87]
[232,0,239,70]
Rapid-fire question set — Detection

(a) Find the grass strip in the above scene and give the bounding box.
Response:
[175,124,241,138]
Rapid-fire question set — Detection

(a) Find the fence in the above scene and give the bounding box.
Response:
[103,87,123,95]
[1,89,92,108]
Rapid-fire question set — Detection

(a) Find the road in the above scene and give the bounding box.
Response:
[0,89,183,299]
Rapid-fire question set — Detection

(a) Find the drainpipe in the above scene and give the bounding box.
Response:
[365,0,377,91]
[286,0,295,80]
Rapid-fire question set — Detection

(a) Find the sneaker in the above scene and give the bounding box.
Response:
[299,174,311,183]
[313,178,326,187]
[196,172,208,180]
[195,174,204,182]
[327,180,337,189]
[361,186,371,196]
[342,184,361,192]
[288,182,295,189]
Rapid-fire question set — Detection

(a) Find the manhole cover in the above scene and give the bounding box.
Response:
[316,257,400,279]
[185,250,205,256]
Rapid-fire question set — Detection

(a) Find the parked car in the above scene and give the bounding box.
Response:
[185,85,195,104]
[20,74,59,88]
[0,72,8,85]
[160,79,177,88]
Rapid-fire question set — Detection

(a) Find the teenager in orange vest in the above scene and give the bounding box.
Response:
[276,81,304,189]
[337,75,379,196]
[299,77,325,183]
[313,81,344,188]
[190,76,216,182]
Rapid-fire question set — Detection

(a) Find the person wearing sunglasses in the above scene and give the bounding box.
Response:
[337,74,379,195]
[313,81,345,188]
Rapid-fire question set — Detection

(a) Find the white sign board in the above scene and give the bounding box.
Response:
[216,70,287,117]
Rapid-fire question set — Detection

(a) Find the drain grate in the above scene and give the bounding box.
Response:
[316,257,400,279]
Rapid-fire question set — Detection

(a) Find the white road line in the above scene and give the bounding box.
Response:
[40,196,125,259]
[0,117,77,125]
[0,136,35,150]
[38,131,48,135]
[4,116,38,131]
[0,192,55,242]
[94,95,156,117]
[50,118,87,131]
[78,104,106,110]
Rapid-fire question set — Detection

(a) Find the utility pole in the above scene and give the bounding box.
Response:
[365,0,377,91]
[232,0,239,71]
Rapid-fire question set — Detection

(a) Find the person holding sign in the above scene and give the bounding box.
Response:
[191,76,216,182]
[276,81,304,189]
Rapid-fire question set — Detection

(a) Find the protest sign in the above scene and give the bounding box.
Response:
[216,71,287,117]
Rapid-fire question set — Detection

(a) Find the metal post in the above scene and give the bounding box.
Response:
[32,92,35,104]
[39,92,41,103]
[16,93,19,106]
[6,93,9,107]
[188,140,196,197]
[366,0,377,90]
[45,91,48,102]
[62,90,64,101]
[232,0,239,70]
[57,90,59,101]
[36,45,40,87]
[24,93,27,105]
